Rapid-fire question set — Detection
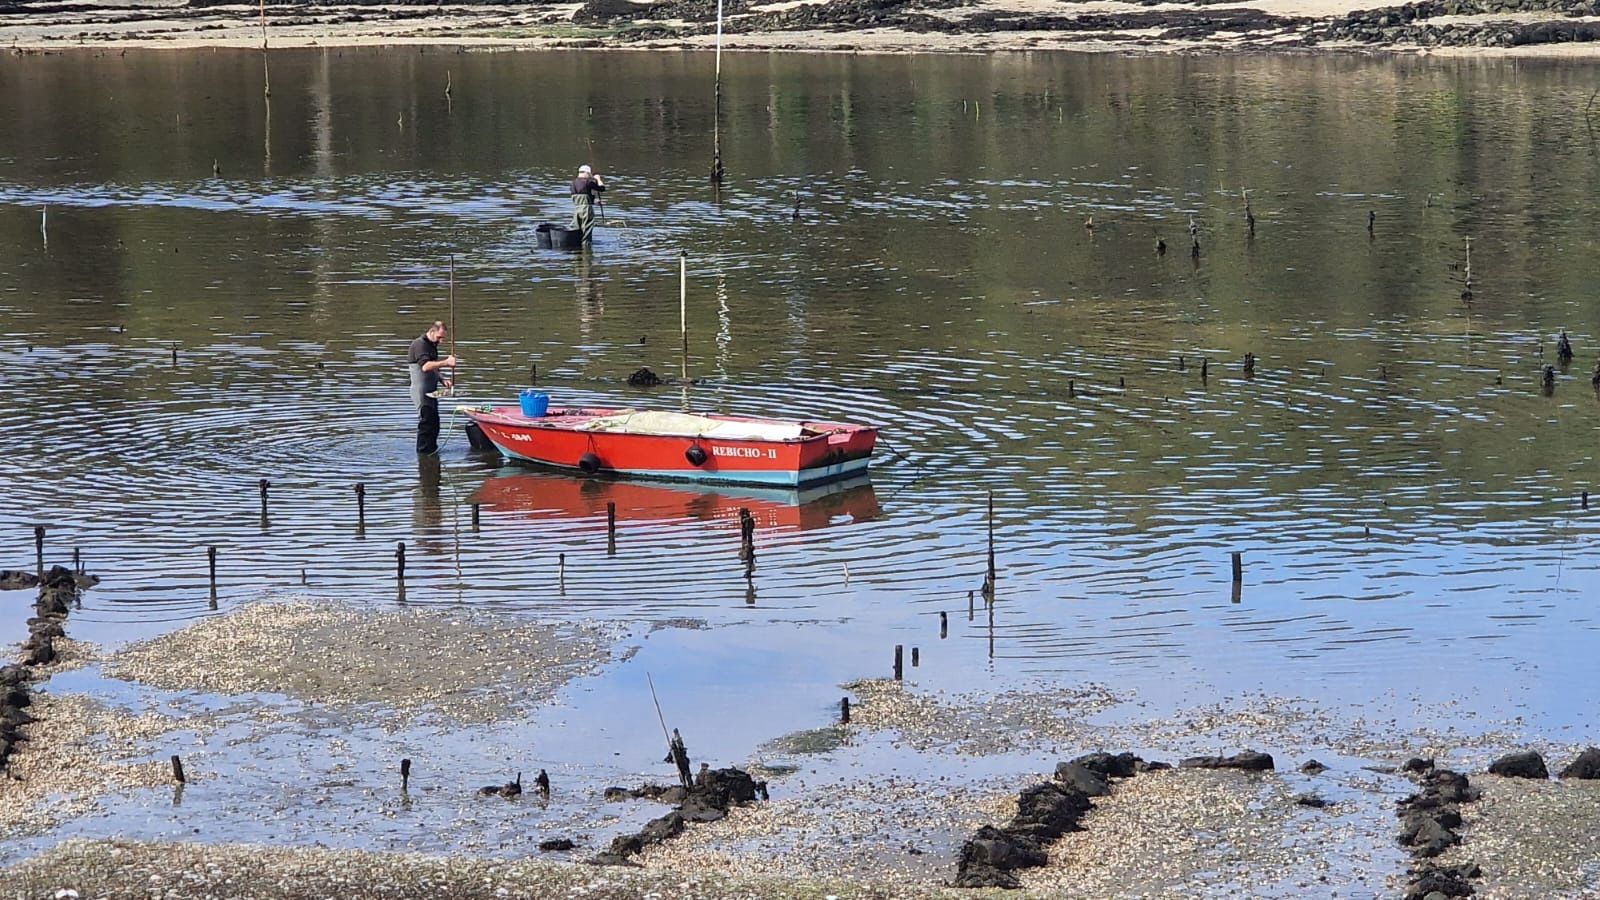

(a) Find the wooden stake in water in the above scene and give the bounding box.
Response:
[401,758,412,791]
[607,501,617,554]
[259,0,270,98]
[714,0,724,180]
[1231,551,1243,584]
[984,491,996,598]
[171,755,187,784]
[395,542,406,581]
[355,483,366,530]
[34,525,44,580]
[893,645,903,681]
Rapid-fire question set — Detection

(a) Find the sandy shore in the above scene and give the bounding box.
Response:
[6,0,1600,55]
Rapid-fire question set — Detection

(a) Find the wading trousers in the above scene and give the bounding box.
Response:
[571,194,595,244]
[417,398,440,455]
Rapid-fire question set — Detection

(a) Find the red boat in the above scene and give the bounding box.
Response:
[470,470,883,532]
[459,405,878,487]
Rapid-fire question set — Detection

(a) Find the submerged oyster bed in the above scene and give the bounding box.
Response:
[108,600,625,724]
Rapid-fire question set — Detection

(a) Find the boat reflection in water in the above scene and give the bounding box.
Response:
[471,469,882,533]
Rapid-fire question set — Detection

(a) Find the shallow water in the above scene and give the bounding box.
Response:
[2,48,1599,874]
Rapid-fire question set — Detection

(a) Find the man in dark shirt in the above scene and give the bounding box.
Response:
[407,321,458,455]
[570,165,606,246]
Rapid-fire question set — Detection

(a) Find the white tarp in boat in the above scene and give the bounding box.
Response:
[576,410,805,442]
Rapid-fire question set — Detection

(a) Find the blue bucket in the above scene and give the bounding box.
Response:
[519,390,550,418]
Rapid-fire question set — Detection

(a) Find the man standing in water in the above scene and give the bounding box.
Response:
[408,320,457,455]
[570,164,606,246]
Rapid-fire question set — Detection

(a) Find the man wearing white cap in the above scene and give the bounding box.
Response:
[570,164,606,245]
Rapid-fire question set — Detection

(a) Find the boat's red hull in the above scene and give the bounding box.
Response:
[461,406,878,487]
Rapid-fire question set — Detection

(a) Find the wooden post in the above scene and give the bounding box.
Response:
[911,647,920,667]
[171,345,178,366]
[968,589,974,621]
[471,503,481,530]
[1202,359,1209,382]
[72,547,81,574]
[33,525,44,580]
[259,0,270,98]
[396,542,406,581]
[893,645,903,681]
[171,755,186,784]
[1231,551,1242,583]
[258,478,270,519]
[607,501,617,553]
[401,758,411,790]
[207,546,217,592]
[1583,490,1590,510]
[839,697,850,724]
[940,611,948,639]
[984,492,996,598]
[355,483,366,529]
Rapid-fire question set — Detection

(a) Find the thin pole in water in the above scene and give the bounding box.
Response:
[259,0,270,98]
[646,672,674,749]
[680,250,689,382]
[984,491,996,598]
[711,1,724,185]
[448,254,458,396]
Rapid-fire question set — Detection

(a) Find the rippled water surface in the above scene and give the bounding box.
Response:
[2,48,1599,865]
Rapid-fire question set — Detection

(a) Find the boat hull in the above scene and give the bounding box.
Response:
[461,406,878,488]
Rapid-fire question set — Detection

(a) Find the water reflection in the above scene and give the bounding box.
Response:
[471,470,882,533]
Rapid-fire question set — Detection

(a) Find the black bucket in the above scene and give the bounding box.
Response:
[551,226,584,250]
[535,223,554,249]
